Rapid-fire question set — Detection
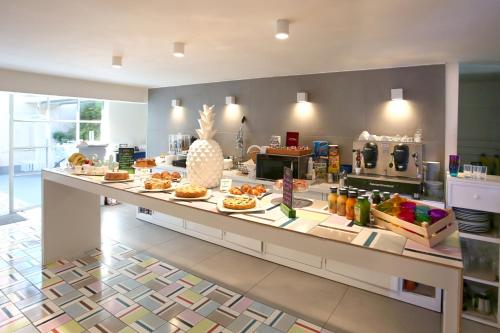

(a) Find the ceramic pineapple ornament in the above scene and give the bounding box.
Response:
[186,104,224,188]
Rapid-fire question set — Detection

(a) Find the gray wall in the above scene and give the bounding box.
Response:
[458,74,500,165]
[148,65,445,165]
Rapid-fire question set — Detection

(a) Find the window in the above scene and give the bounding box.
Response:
[79,100,103,141]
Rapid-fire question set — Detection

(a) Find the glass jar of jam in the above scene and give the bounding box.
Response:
[337,188,348,216]
[328,187,338,214]
[346,191,357,220]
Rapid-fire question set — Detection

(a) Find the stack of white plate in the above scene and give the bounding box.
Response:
[453,207,491,233]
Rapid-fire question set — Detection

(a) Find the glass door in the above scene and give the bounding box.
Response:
[11,94,49,211]
[0,93,10,216]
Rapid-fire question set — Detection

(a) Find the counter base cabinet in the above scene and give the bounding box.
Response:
[447,174,500,329]
[137,208,443,312]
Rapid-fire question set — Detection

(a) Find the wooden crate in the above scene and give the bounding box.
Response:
[372,203,457,248]
[266,147,312,156]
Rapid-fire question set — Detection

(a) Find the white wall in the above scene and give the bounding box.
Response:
[458,74,500,165]
[0,68,148,103]
[106,101,148,148]
[445,62,459,169]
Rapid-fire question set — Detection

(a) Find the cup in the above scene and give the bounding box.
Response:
[463,164,472,178]
[480,166,488,180]
[448,155,460,177]
[473,165,482,180]
[429,209,448,223]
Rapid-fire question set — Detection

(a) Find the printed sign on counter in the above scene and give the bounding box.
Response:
[118,147,135,173]
[219,179,232,192]
[281,166,296,218]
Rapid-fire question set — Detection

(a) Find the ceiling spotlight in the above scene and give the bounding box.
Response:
[111,55,122,68]
[275,19,289,40]
[173,42,185,58]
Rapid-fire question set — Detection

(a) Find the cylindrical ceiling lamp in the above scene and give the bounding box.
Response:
[275,19,289,40]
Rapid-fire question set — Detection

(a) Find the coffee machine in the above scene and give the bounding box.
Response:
[348,140,423,197]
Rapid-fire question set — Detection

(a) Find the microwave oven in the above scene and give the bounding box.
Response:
[256,153,310,180]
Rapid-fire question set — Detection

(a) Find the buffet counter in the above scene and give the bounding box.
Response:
[155,163,336,197]
[42,169,462,333]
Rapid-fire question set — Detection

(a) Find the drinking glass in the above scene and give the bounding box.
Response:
[463,164,472,178]
[473,165,482,180]
[480,166,488,180]
[449,155,460,177]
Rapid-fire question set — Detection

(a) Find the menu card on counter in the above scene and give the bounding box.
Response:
[280,166,296,218]
[118,147,135,173]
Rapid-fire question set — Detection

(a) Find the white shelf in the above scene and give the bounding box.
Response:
[460,231,500,245]
[464,274,499,288]
[462,311,498,328]
[448,175,500,328]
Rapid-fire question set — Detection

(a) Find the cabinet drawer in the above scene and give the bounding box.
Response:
[448,182,500,213]
[266,243,322,268]
[225,232,262,253]
[325,259,398,292]
[153,212,183,228]
[186,221,222,239]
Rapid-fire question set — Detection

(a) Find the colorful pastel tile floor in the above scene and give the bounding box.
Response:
[0,215,334,333]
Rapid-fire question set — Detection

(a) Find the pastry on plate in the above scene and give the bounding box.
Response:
[171,171,181,180]
[151,173,162,179]
[161,171,171,180]
[229,184,267,196]
[229,187,243,195]
[135,158,156,168]
[144,179,171,190]
[104,170,129,181]
[240,184,251,193]
[175,185,207,198]
[223,197,256,210]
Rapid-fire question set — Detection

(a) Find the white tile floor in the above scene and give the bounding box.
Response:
[101,204,497,333]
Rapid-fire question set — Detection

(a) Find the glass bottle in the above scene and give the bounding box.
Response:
[346,191,357,220]
[371,190,382,205]
[383,191,391,201]
[354,196,370,226]
[358,189,367,197]
[328,187,338,214]
[337,188,348,216]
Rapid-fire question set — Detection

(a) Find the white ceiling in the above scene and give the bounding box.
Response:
[1,0,500,88]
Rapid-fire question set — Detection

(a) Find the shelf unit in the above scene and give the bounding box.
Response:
[447,174,500,328]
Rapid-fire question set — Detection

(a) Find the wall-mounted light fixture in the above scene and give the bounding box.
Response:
[173,42,185,58]
[171,99,181,107]
[111,55,122,68]
[297,92,308,103]
[225,96,236,105]
[391,88,404,100]
[275,19,289,40]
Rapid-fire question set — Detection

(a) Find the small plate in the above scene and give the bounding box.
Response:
[170,189,212,201]
[100,178,134,184]
[227,189,271,199]
[216,198,265,213]
[138,185,177,193]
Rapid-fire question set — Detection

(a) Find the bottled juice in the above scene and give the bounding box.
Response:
[346,191,357,220]
[354,196,370,226]
[328,187,338,214]
[337,188,348,216]
[371,190,382,205]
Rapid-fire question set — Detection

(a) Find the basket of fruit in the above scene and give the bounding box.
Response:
[371,195,457,248]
